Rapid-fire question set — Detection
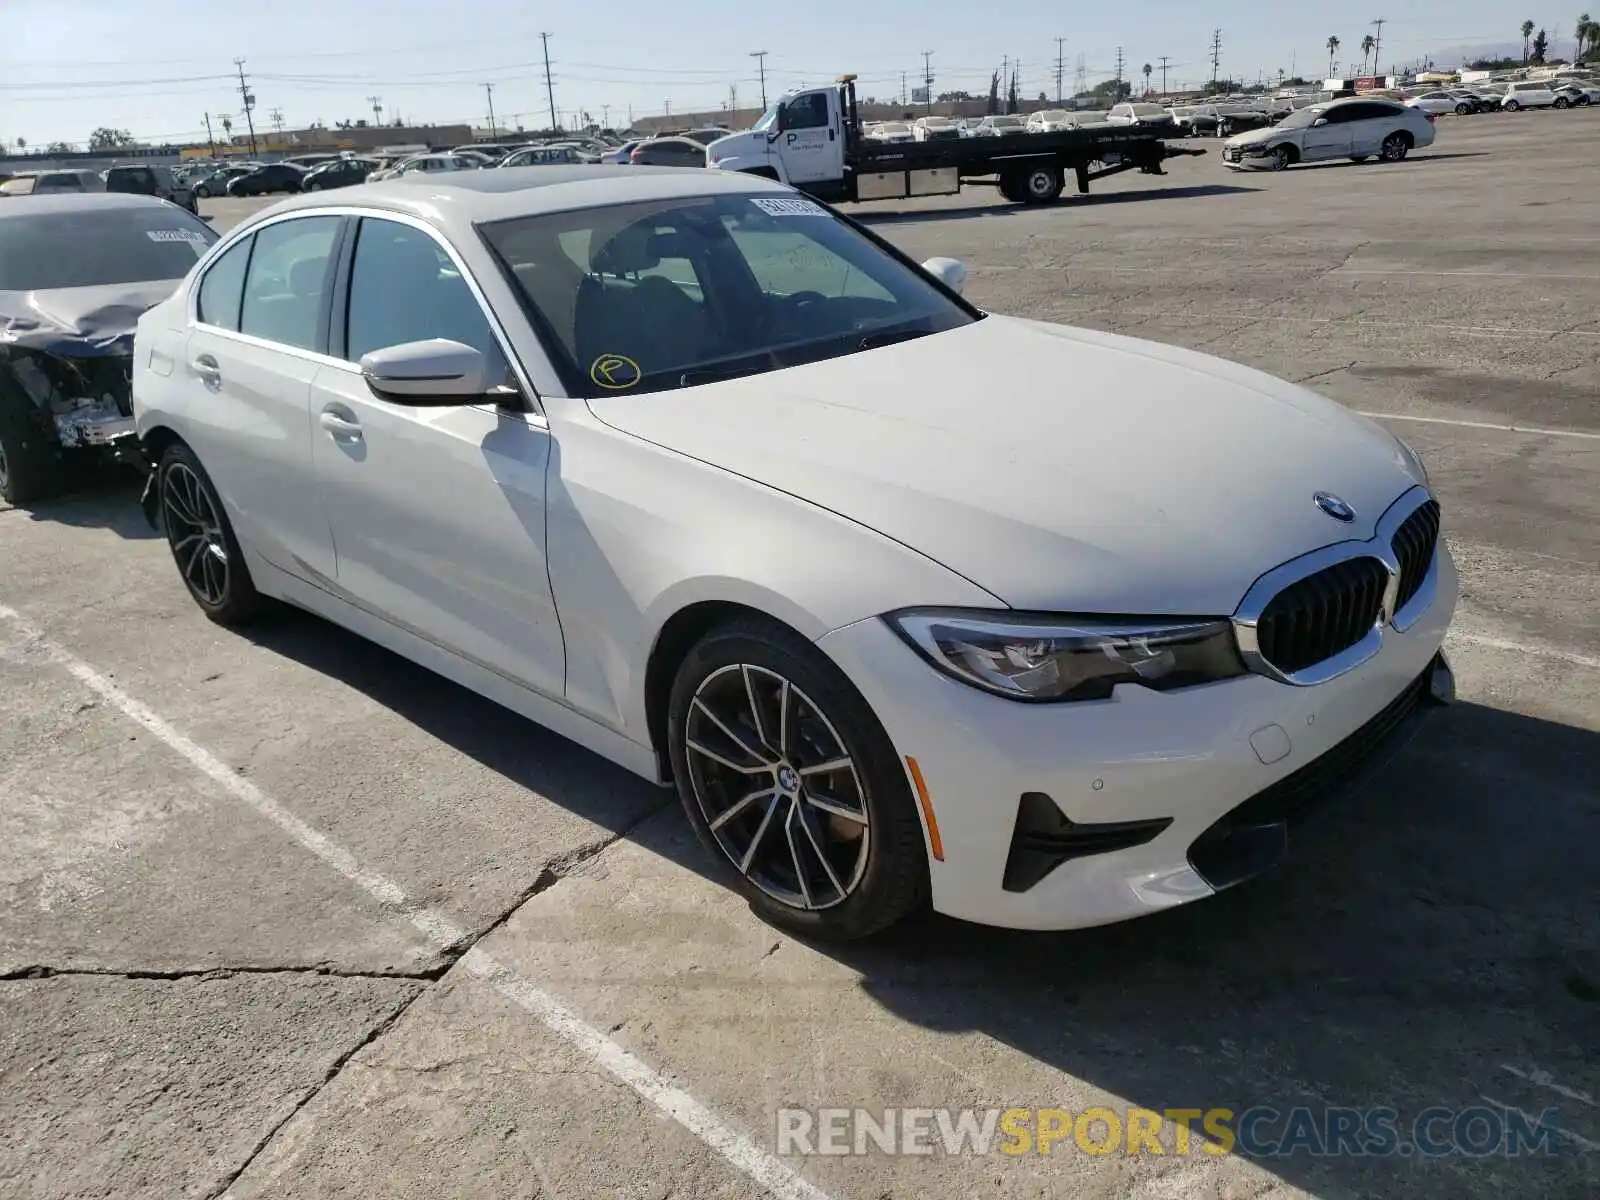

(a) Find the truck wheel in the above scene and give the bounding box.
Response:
[1019,165,1063,204]
[0,388,61,505]
[996,173,1022,202]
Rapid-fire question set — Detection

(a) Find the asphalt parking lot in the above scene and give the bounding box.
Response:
[3,112,1597,1199]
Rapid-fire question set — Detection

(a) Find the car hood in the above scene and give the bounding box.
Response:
[0,281,180,356]
[586,315,1420,616]
[1225,126,1282,148]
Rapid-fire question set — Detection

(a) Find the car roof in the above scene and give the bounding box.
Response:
[0,192,176,219]
[243,165,788,234]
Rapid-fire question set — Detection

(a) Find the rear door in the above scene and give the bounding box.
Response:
[1348,102,1403,156]
[180,214,345,581]
[307,215,564,698]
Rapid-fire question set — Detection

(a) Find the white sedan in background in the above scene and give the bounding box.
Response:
[132,168,1455,939]
[1223,97,1436,169]
[1026,109,1072,132]
[912,115,962,141]
[1406,90,1471,115]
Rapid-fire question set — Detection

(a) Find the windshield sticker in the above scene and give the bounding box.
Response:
[750,197,827,217]
[590,353,642,389]
[147,229,211,257]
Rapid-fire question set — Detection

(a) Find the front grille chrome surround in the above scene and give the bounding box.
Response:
[1233,486,1438,686]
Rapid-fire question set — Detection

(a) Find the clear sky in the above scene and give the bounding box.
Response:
[2,0,1585,146]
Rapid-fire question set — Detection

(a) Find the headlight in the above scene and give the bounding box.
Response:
[885,610,1246,703]
[1395,436,1430,484]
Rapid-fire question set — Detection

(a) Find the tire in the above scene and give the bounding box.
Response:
[1269,145,1294,171]
[0,389,61,505]
[156,442,265,625]
[1553,96,1570,110]
[1504,100,1521,112]
[1380,132,1412,162]
[195,184,211,199]
[305,181,320,191]
[1456,103,1471,115]
[666,616,929,940]
[1019,163,1064,204]
[996,172,1023,202]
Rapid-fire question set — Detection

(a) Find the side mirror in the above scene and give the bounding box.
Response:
[921,256,967,295]
[1312,117,1329,127]
[360,339,488,405]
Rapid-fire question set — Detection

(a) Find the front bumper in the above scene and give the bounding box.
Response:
[816,541,1458,931]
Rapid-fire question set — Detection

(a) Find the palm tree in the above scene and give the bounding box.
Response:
[1360,34,1377,74]
[1521,19,1535,63]
[1327,35,1341,77]
[1142,62,1153,94]
[1579,13,1596,62]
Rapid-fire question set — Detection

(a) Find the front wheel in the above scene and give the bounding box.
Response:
[0,392,61,505]
[1380,133,1411,162]
[1269,145,1294,171]
[666,618,930,940]
[1553,96,1570,110]
[194,184,211,198]
[157,442,264,625]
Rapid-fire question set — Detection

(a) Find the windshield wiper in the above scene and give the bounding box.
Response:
[854,327,936,351]
[674,362,769,388]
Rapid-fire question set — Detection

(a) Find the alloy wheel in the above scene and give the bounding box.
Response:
[1381,135,1409,162]
[683,663,870,911]
[161,461,230,606]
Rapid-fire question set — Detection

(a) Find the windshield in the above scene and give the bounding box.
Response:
[751,101,781,132]
[1274,106,1326,129]
[481,192,977,398]
[0,206,218,290]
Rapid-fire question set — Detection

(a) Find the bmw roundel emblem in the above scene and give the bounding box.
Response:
[1314,492,1356,522]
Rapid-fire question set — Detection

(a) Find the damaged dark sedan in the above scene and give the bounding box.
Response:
[0,193,217,503]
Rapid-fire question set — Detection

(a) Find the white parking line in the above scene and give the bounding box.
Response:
[1499,1064,1599,1109]
[1477,1096,1600,1153]
[1359,412,1600,442]
[1447,630,1600,672]
[0,602,832,1200]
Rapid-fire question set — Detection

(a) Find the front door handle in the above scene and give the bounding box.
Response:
[319,410,363,442]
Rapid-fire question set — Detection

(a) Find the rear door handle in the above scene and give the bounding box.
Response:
[191,354,222,389]
[319,410,363,442]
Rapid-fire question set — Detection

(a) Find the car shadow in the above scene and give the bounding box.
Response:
[857,184,1261,224]
[234,591,1600,1196]
[1293,151,1493,171]
[14,468,159,540]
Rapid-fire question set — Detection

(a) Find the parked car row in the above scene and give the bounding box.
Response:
[1405,78,1600,112]
[0,163,198,212]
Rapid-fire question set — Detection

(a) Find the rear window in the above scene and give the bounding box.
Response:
[0,206,218,290]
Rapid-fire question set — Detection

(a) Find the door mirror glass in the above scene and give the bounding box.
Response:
[1312,117,1329,127]
[360,339,488,403]
[920,256,967,295]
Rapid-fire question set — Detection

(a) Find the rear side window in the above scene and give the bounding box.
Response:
[238,216,341,351]
[197,236,252,330]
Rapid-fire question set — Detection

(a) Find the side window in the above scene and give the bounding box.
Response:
[345,218,497,363]
[238,216,341,351]
[786,93,830,130]
[196,235,253,330]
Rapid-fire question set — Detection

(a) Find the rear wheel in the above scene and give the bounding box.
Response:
[1380,132,1412,162]
[666,617,930,940]
[1455,103,1471,115]
[157,442,264,625]
[1504,100,1521,112]
[1019,164,1064,204]
[1553,96,1570,110]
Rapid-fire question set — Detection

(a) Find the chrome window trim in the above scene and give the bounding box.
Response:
[186,205,546,423]
[1232,486,1436,686]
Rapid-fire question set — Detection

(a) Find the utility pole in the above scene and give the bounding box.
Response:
[269,107,284,137]
[901,71,907,106]
[1210,29,1223,88]
[1054,38,1066,103]
[1371,17,1387,77]
[484,83,497,138]
[368,95,383,126]
[1114,46,1126,97]
[233,58,258,155]
[540,32,558,132]
[202,112,217,157]
[1159,55,1171,95]
[601,104,610,128]
[922,50,934,108]
[750,50,769,108]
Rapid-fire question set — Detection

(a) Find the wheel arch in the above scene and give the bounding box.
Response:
[643,599,816,780]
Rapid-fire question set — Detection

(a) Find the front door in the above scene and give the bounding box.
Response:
[308,215,564,699]
[778,89,845,185]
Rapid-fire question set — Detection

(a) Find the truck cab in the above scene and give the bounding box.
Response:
[707,80,853,197]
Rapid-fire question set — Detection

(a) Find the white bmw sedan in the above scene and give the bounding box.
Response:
[133,167,1457,939]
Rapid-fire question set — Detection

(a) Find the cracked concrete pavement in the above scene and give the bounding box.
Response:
[2,113,1597,1198]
